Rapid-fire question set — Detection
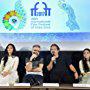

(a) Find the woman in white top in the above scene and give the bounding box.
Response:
[79,48,90,83]
[0,43,19,84]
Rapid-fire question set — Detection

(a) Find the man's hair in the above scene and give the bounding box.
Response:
[50,43,60,50]
[33,45,41,48]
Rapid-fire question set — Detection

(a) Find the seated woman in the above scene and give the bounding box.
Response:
[0,43,19,84]
[79,48,90,84]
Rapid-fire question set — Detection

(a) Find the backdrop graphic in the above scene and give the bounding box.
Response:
[0,0,89,33]
[0,0,90,50]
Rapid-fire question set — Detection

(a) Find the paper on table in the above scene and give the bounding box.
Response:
[43,83,59,87]
[14,83,30,86]
[0,84,9,86]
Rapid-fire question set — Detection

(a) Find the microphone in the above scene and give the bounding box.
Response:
[32,53,38,60]
[33,57,36,60]
[51,51,55,56]
[51,51,57,64]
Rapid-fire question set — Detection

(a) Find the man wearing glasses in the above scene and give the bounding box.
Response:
[23,45,44,86]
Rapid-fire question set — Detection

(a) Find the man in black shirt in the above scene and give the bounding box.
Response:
[44,44,78,84]
[23,45,44,86]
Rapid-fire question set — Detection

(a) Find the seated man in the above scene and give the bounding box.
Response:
[44,43,78,84]
[23,45,44,86]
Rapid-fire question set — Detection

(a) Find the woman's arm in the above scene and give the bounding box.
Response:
[1,57,19,77]
[79,60,85,75]
[0,58,4,73]
[10,57,19,72]
[0,58,10,77]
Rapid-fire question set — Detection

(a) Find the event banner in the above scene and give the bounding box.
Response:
[0,0,89,33]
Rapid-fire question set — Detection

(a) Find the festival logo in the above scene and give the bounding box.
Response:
[2,0,26,31]
[31,2,51,16]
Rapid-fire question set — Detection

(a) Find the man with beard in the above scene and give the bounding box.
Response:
[23,45,44,86]
[44,44,78,84]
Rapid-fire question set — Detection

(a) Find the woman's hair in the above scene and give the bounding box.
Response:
[82,48,90,73]
[3,43,16,66]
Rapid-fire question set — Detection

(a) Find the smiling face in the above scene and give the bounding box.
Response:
[32,46,40,56]
[83,50,90,60]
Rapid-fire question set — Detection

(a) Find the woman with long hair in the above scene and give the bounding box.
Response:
[79,48,90,83]
[0,43,19,84]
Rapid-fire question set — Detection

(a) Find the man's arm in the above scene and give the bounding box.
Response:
[47,60,54,71]
[47,56,56,71]
[32,64,43,72]
[69,64,79,79]
[25,62,32,72]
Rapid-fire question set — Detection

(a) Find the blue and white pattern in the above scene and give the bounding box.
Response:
[15,0,27,29]
[58,0,80,31]
[0,33,90,42]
